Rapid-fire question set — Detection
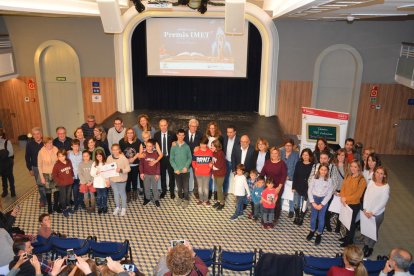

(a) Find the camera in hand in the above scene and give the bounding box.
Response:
[95,257,107,265]
[66,249,76,265]
[170,240,185,247]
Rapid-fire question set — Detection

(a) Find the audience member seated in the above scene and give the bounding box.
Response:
[38,213,55,239]
[0,200,20,236]
[0,228,14,274]
[328,245,367,276]
[8,237,35,275]
[154,241,208,276]
[380,248,413,276]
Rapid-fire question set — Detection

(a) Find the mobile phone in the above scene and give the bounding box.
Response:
[23,253,33,259]
[170,240,185,247]
[122,264,136,272]
[95,257,107,265]
[66,249,76,265]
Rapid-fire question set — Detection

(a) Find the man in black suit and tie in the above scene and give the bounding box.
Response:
[154,119,177,199]
[184,118,202,199]
[222,125,240,193]
[231,135,255,173]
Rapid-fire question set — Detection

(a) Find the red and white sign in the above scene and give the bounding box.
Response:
[370,85,378,97]
[27,79,36,90]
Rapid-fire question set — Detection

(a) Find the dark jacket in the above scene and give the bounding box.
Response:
[184,130,202,155]
[9,255,36,275]
[25,139,44,170]
[154,131,177,158]
[255,253,304,276]
[52,137,73,151]
[223,135,240,162]
[231,144,256,172]
[0,211,16,235]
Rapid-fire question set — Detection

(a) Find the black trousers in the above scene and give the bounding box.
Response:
[160,156,175,193]
[345,203,361,244]
[126,165,139,192]
[1,158,15,194]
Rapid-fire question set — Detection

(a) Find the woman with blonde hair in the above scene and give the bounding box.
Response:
[339,160,367,247]
[328,245,368,276]
[253,137,270,174]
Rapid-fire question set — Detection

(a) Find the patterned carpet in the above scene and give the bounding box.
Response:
[13,188,345,275]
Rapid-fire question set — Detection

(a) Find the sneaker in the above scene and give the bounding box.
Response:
[68,208,75,214]
[63,209,69,218]
[98,208,103,214]
[155,201,160,207]
[113,207,120,216]
[120,208,126,216]
[160,192,166,199]
[204,201,211,207]
[143,199,150,206]
[288,211,294,218]
[182,200,189,209]
[197,200,203,205]
[176,198,183,206]
[216,204,225,211]
[230,215,238,221]
[212,202,221,208]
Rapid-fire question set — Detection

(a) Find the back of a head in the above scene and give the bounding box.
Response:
[344,245,368,276]
[392,248,413,272]
[98,264,117,276]
[166,244,194,276]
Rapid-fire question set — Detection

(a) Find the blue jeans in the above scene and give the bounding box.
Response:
[33,166,46,204]
[223,161,232,193]
[263,207,274,223]
[96,188,108,209]
[72,179,83,208]
[233,196,245,217]
[310,195,329,234]
[111,181,127,208]
[293,191,305,210]
[253,202,263,219]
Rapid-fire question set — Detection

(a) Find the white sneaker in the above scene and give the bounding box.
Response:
[113,207,119,216]
[120,208,126,216]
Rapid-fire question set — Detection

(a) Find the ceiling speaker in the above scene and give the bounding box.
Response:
[97,0,124,33]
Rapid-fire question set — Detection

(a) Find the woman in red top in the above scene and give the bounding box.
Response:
[211,140,226,210]
[327,245,367,276]
[52,149,74,217]
[260,147,287,222]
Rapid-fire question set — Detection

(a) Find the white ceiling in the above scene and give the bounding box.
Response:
[0,0,413,21]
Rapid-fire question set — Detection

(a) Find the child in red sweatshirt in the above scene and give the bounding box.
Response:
[139,139,161,207]
[192,137,213,206]
[52,149,74,217]
[261,177,278,229]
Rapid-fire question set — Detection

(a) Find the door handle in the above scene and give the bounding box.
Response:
[393,123,399,128]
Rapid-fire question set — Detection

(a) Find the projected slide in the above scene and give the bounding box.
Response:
[146,18,249,77]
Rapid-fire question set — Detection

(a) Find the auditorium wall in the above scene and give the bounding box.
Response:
[1,15,414,153]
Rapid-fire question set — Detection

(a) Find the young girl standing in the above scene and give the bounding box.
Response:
[230,164,251,221]
[90,149,110,214]
[78,150,96,213]
[211,140,226,210]
[306,164,334,245]
[52,149,74,217]
[107,144,131,216]
[261,178,277,229]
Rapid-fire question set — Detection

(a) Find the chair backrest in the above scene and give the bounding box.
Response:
[364,259,386,276]
[303,256,343,276]
[51,236,90,257]
[219,249,257,272]
[32,235,53,255]
[89,240,130,261]
[194,247,216,267]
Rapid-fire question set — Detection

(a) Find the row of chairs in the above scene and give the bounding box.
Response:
[32,235,132,261]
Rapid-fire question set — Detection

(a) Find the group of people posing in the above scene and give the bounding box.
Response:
[20,113,390,257]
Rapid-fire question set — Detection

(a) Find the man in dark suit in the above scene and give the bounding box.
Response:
[222,125,240,193]
[184,118,202,199]
[231,135,256,173]
[154,119,177,199]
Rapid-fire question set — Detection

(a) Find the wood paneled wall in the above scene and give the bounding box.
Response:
[354,83,414,155]
[0,77,42,141]
[0,76,116,141]
[81,77,116,124]
[277,80,313,135]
